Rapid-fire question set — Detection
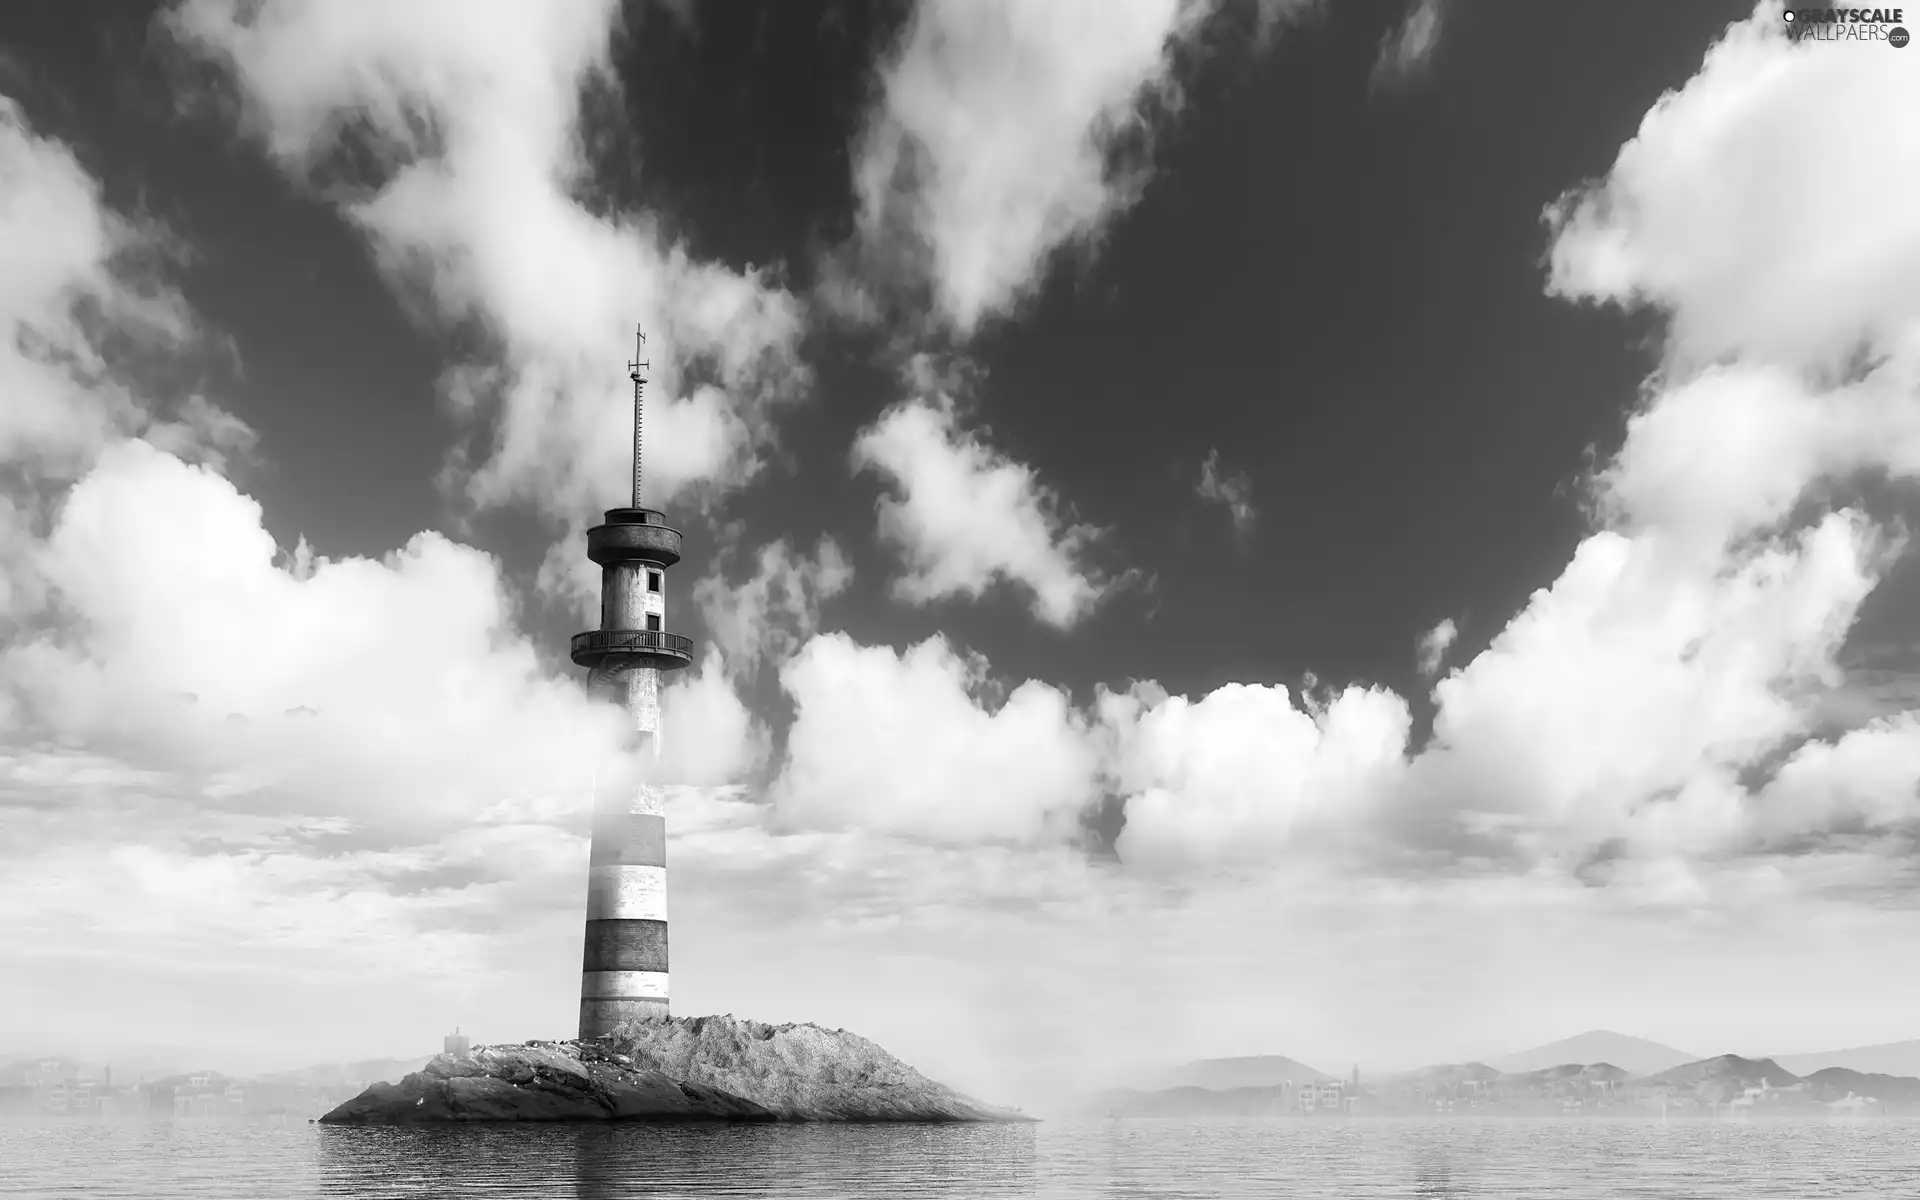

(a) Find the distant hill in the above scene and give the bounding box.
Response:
[1156,1055,1334,1091]
[0,1039,242,1080]
[1770,1039,1920,1079]
[1093,1083,1300,1118]
[258,1057,429,1087]
[1492,1031,1695,1077]
[1388,1061,1503,1087]
[1805,1067,1920,1105]
[1641,1054,1799,1091]
[3,1047,430,1090]
[1503,1062,1629,1089]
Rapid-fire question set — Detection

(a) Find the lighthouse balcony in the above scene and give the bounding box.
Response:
[586,509,682,567]
[571,629,695,672]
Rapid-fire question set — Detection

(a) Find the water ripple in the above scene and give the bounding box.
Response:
[4,1117,1919,1199]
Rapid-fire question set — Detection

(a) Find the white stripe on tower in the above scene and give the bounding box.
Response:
[578,605,671,1036]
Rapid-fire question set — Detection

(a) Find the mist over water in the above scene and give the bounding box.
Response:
[6,1117,1920,1198]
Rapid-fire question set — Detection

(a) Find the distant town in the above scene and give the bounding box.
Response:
[0,1031,470,1122]
[1101,1051,1920,1121]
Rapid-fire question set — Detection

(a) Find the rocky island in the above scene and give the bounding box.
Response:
[319,1014,1029,1124]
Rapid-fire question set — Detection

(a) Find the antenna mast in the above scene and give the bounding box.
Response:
[628,327,649,509]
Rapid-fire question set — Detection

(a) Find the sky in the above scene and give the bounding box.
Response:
[3,0,1920,1104]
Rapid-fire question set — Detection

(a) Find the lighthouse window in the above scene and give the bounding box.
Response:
[646,614,661,632]
[647,570,662,593]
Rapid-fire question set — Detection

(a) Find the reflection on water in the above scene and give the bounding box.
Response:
[1411,1147,1461,1199]
[6,1117,1920,1199]
[315,1123,1041,1198]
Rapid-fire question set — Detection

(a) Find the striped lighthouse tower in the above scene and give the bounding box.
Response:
[571,327,694,1039]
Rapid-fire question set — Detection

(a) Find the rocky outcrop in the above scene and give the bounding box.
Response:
[319,1015,1029,1124]
[318,1039,774,1124]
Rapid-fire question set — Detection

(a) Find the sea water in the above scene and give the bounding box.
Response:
[4,1117,1918,1198]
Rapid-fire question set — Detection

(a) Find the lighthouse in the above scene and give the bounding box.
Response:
[571,328,694,1039]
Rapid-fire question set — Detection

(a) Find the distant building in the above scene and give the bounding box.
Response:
[1299,1079,1351,1114]
[1827,1093,1880,1119]
[444,1028,472,1058]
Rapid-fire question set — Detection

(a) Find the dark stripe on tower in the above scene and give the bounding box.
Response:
[580,998,668,1027]
[582,918,668,973]
[588,813,666,866]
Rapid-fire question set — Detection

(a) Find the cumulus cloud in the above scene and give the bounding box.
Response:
[1417,513,1891,860]
[4,437,765,865]
[1103,680,1414,873]
[655,658,768,787]
[691,536,853,679]
[1416,617,1457,677]
[853,380,1116,629]
[1195,447,1256,543]
[1370,0,1445,92]
[772,633,1101,844]
[844,0,1317,335]
[168,0,808,537]
[8,440,624,838]
[1544,7,1920,378]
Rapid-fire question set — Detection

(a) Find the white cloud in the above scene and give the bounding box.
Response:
[691,536,853,679]
[1544,6,1920,377]
[846,0,1317,335]
[10,441,621,829]
[1370,0,1445,92]
[169,0,809,536]
[1590,362,1920,556]
[1416,617,1457,677]
[0,100,133,468]
[0,98,220,477]
[1103,680,1414,874]
[772,633,1101,844]
[1415,512,1892,862]
[656,657,768,787]
[1195,447,1256,542]
[853,383,1114,629]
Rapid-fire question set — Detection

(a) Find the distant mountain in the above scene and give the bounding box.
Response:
[1492,1031,1695,1077]
[1770,1039,1920,1079]
[1156,1055,1334,1091]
